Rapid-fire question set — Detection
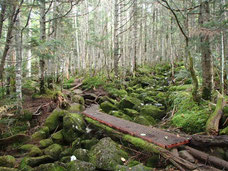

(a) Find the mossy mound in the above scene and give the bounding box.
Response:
[140,105,165,120]
[39,139,53,148]
[115,164,152,171]
[28,146,43,157]
[62,113,85,143]
[44,144,63,160]
[134,115,156,126]
[51,130,64,144]
[89,137,128,170]
[124,108,139,117]
[0,167,18,171]
[170,91,210,133]
[81,138,98,150]
[19,144,37,152]
[59,148,73,159]
[44,109,67,132]
[73,148,88,161]
[100,101,117,113]
[109,111,132,121]
[71,95,85,105]
[31,130,47,141]
[66,160,95,171]
[20,155,54,168]
[0,155,16,168]
[220,126,228,135]
[119,96,142,110]
[33,162,66,171]
[68,103,85,113]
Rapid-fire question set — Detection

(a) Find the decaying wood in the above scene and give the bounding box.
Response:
[184,146,228,170]
[0,134,30,146]
[190,134,228,147]
[33,101,57,116]
[85,117,220,171]
[206,92,226,135]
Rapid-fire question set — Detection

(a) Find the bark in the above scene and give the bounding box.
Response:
[39,0,46,94]
[206,92,226,135]
[113,0,119,76]
[0,0,6,39]
[199,1,213,100]
[132,0,137,73]
[15,13,23,110]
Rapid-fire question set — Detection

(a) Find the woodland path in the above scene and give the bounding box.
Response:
[83,104,190,149]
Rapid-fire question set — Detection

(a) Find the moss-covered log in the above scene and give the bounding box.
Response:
[206,92,226,135]
[85,117,217,171]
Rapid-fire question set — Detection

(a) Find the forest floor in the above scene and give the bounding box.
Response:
[0,63,228,170]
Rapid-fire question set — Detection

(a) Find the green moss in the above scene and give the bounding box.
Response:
[72,138,81,150]
[134,115,156,126]
[115,164,152,171]
[20,155,54,167]
[44,109,67,132]
[100,101,117,113]
[73,148,88,161]
[82,76,106,90]
[32,131,47,141]
[44,144,63,160]
[33,163,66,171]
[124,108,139,116]
[28,146,43,157]
[59,148,73,158]
[109,111,132,121]
[0,155,16,168]
[68,103,85,113]
[146,155,160,168]
[220,126,228,135]
[67,160,95,171]
[0,167,18,171]
[119,96,142,110]
[140,105,164,120]
[89,137,128,170]
[81,138,98,150]
[40,139,53,148]
[71,95,85,105]
[51,130,64,144]
[169,85,192,91]
[106,88,128,98]
[170,91,210,133]
[20,110,33,121]
[19,144,37,152]
[127,160,140,167]
[62,113,85,143]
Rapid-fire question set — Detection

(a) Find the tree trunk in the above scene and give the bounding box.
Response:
[113,0,119,76]
[39,0,46,94]
[199,1,213,100]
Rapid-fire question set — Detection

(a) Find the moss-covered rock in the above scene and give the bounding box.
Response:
[51,130,64,144]
[19,144,37,152]
[115,164,152,171]
[67,160,95,171]
[31,130,47,141]
[33,163,66,171]
[100,101,117,113]
[98,96,118,105]
[89,137,128,170]
[44,109,67,132]
[73,148,88,162]
[60,156,71,163]
[0,155,16,168]
[124,108,139,116]
[72,138,81,150]
[72,95,85,105]
[0,167,18,171]
[39,139,53,148]
[169,85,192,91]
[140,105,165,120]
[119,96,142,110]
[62,113,85,143]
[220,126,228,135]
[81,138,98,150]
[44,144,63,160]
[68,103,85,113]
[145,154,160,168]
[109,111,132,121]
[20,155,54,167]
[28,146,43,157]
[134,116,156,126]
[59,148,73,159]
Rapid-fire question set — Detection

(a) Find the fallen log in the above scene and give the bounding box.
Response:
[85,117,219,171]
[184,146,228,170]
[190,134,228,147]
[206,92,226,135]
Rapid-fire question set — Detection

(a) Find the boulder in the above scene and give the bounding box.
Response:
[134,116,155,126]
[19,144,37,152]
[81,138,98,150]
[0,155,16,168]
[51,130,64,144]
[100,101,117,113]
[119,96,142,110]
[20,155,54,167]
[68,103,85,113]
[44,144,63,160]
[31,130,47,141]
[44,109,67,132]
[89,137,128,170]
[73,148,88,161]
[140,105,165,120]
[62,113,85,143]
[72,138,81,150]
[28,146,43,157]
[67,160,95,171]
[124,108,139,117]
[109,111,132,121]
[60,148,73,159]
[72,95,85,105]
[33,163,66,171]
[39,139,53,148]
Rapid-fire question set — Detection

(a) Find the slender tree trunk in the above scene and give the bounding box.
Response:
[199,1,213,100]
[0,0,6,39]
[39,0,46,94]
[15,13,23,110]
[113,0,119,76]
